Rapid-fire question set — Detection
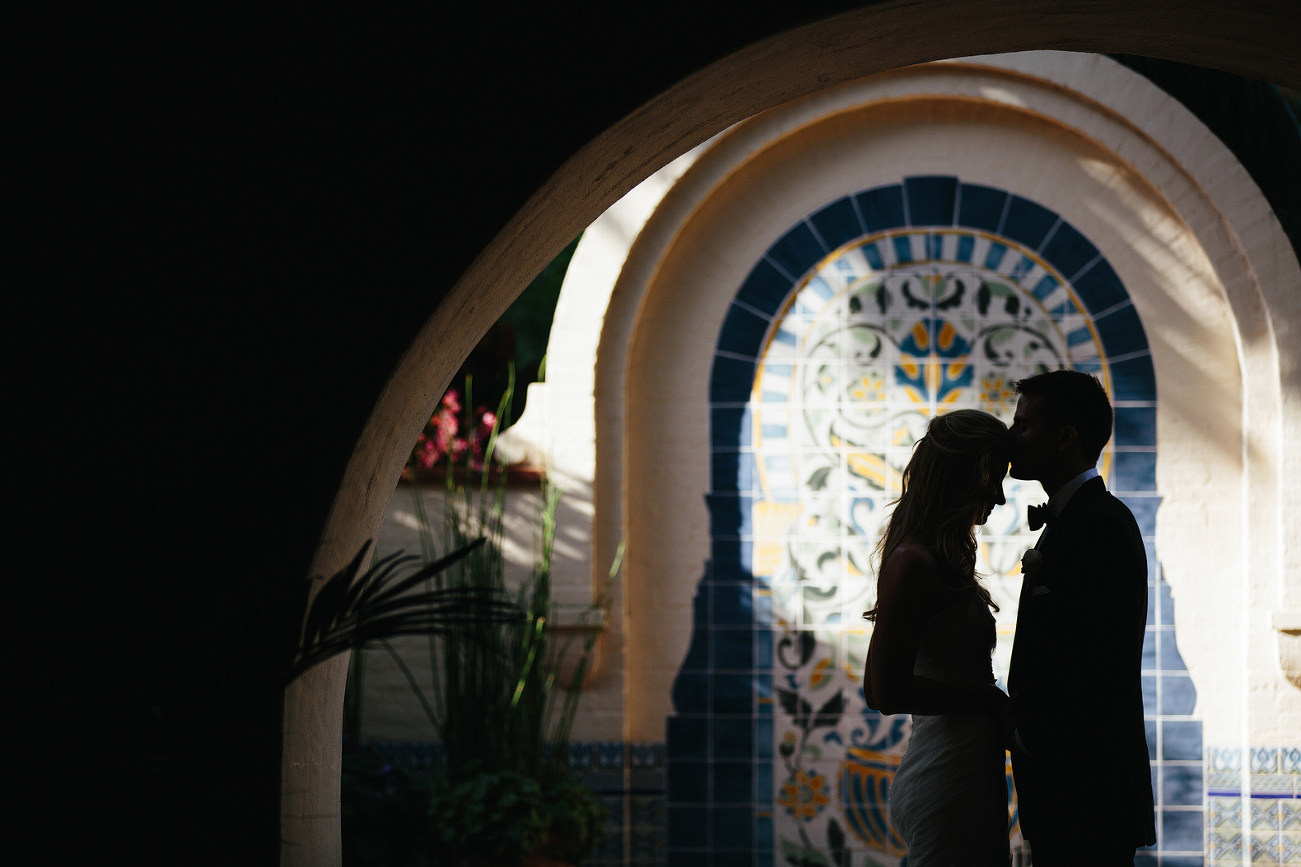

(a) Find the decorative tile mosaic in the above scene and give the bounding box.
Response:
[1255,750,1281,775]
[1283,800,1301,831]
[1255,800,1282,832]
[1211,798,1244,830]
[670,176,1217,866]
[1208,827,1244,862]
[1251,832,1279,864]
[1205,744,1301,865]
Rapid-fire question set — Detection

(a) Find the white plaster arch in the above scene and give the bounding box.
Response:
[283,2,1301,852]
[494,144,710,741]
[535,53,1301,749]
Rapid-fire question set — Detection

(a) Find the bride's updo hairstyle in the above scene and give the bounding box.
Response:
[864,409,1010,620]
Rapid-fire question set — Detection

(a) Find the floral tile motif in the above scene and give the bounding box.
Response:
[1213,748,1245,773]
[778,767,832,821]
[1251,832,1280,863]
[597,742,626,769]
[1255,749,1281,775]
[1254,800,1282,831]
[1209,829,1244,861]
[569,742,595,770]
[631,743,663,769]
[1212,798,1245,829]
[1283,749,1301,775]
[1282,800,1301,831]
[1283,832,1301,864]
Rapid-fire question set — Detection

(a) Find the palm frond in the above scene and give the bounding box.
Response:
[287,536,522,684]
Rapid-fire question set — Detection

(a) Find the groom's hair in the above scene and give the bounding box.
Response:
[1015,369,1113,463]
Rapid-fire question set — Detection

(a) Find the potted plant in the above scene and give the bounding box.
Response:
[410,463,615,867]
[312,371,614,866]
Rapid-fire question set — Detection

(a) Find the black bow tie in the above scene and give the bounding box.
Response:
[1028,503,1052,531]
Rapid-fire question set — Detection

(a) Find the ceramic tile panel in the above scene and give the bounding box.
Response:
[903,175,959,226]
[768,223,828,284]
[1111,354,1160,402]
[1282,800,1301,831]
[854,186,906,234]
[736,260,795,319]
[810,198,865,252]
[956,183,1009,233]
[1203,744,1301,865]
[671,177,1206,865]
[999,195,1060,251]
[1251,832,1279,864]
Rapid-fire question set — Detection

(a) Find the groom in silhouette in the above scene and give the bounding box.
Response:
[1005,370,1156,865]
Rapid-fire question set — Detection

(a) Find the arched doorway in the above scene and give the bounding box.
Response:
[284,6,1301,863]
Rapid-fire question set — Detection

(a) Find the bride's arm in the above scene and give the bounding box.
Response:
[864,544,1007,717]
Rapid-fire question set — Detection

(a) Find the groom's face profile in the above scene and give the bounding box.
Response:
[1008,394,1057,482]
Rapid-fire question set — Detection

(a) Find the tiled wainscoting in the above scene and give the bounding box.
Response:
[359,740,668,866]
[362,739,1300,864]
[1138,569,1205,865]
[1205,747,1301,865]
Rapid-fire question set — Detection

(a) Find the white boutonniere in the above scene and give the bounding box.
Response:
[1021,549,1050,596]
[1021,548,1043,577]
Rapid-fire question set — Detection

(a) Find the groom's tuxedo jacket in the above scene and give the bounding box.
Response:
[1008,476,1156,848]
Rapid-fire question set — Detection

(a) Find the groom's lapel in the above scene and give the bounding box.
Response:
[1052,475,1106,532]
[1037,475,1106,563]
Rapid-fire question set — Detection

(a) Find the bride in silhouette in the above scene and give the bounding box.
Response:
[863,409,1012,866]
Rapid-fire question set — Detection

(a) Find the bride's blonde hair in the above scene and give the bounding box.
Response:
[864,409,1009,620]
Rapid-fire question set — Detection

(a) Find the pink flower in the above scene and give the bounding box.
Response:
[434,411,457,452]
[409,387,508,471]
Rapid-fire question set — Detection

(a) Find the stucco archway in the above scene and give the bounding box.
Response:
[283,3,1301,863]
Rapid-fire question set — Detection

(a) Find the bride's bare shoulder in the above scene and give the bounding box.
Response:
[882,541,939,574]
[876,542,944,609]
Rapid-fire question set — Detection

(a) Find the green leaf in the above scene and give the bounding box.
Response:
[775,687,814,730]
[800,630,817,666]
[827,817,847,866]
[806,466,832,491]
[811,690,845,730]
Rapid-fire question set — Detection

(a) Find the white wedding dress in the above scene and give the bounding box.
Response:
[887,593,1010,866]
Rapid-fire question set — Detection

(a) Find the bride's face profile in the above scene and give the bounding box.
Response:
[972,461,1009,527]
